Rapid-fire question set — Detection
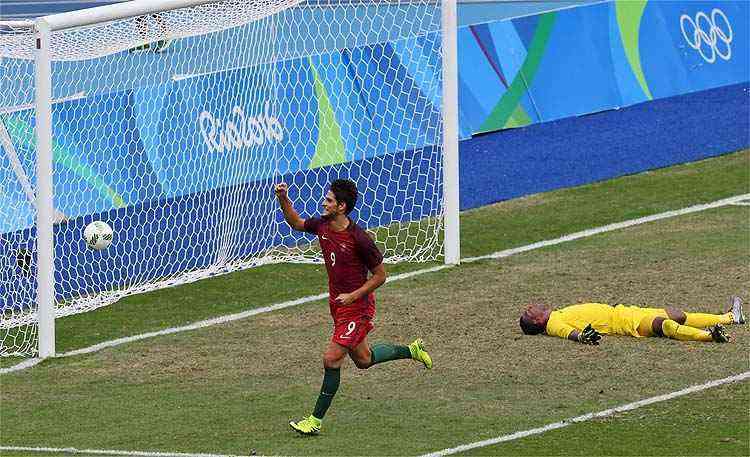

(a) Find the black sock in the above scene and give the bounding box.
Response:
[312,367,340,419]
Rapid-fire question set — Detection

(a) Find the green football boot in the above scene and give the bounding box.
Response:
[289,415,321,435]
[409,338,433,369]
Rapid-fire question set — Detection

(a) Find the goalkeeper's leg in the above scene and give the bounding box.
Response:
[684,311,733,328]
[679,297,744,326]
[639,316,718,342]
[645,305,734,328]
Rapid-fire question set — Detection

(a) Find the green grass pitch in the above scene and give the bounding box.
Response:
[1,150,748,456]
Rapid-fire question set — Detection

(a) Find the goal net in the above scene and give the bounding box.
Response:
[0,0,448,357]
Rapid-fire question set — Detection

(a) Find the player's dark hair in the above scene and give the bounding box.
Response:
[330,179,358,215]
[519,315,545,335]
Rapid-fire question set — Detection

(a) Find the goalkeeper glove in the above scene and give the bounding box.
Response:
[578,324,602,345]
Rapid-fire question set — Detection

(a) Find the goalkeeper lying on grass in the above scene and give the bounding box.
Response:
[519,296,745,344]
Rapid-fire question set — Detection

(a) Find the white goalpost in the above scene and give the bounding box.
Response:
[442,0,459,266]
[0,0,459,359]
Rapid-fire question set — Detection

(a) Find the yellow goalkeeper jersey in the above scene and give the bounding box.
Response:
[546,303,657,339]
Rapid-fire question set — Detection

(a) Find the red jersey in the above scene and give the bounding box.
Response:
[303,217,383,320]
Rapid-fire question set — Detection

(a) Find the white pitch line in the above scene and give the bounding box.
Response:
[0,356,41,373]
[462,193,750,263]
[0,446,255,457]
[0,267,452,374]
[420,371,750,457]
[5,372,750,457]
[61,290,327,358]
[1,193,747,375]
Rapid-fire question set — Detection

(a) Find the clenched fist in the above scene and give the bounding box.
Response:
[274,182,288,199]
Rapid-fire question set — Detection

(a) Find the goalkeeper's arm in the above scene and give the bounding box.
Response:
[568,324,602,345]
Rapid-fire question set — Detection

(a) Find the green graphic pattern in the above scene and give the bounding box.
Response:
[308,58,347,169]
[615,0,653,100]
[477,12,556,133]
[504,104,533,129]
[3,115,126,208]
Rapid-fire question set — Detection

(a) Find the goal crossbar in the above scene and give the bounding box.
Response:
[36,0,235,32]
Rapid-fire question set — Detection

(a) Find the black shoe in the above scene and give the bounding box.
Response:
[709,324,730,343]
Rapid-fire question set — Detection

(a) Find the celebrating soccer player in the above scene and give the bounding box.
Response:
[519,296,746,344]
[275,179,433,436]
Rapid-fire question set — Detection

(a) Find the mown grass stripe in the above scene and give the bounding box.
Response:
[2,193,746,376]
[420,371,750,457]
[463,193,750,262]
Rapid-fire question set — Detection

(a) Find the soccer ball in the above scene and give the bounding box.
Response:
[84,221,113,250]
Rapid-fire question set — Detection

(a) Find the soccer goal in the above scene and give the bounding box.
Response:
[0,0,458,358]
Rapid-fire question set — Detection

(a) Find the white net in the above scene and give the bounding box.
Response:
[1,22,39,356]
[0,0,445,356]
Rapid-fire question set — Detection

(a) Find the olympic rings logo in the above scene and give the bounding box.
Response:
[680,8,733,64]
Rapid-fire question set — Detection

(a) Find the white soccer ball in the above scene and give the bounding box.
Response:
[84,221,113,250]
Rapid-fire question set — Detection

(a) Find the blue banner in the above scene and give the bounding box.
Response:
[458,0,748,132]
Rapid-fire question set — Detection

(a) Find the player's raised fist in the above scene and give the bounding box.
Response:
[275,182,288,198]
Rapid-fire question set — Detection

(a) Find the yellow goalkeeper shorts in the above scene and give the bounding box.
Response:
[612,305,669,337]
